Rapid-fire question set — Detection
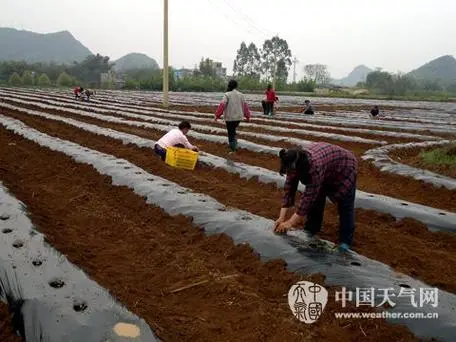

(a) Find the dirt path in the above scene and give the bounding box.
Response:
[5,105,454,213]
[3,110,456,295]
[0,127,421,341]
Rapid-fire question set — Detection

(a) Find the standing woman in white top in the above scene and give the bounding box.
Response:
[154,121,198,160]
[214,80,251,153]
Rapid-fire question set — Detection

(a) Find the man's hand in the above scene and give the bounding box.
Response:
[192,146,199,152]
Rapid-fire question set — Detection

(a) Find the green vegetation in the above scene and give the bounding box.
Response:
[37,73,51,87]
[22,71,34,86]
[0,54,111,88]
[420,145,456,166]
[9,72,22,86]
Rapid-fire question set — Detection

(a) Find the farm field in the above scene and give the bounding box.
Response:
[0,87,455,341]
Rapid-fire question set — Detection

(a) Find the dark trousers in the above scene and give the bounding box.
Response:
[154,143,185,161]
[225,121,240,151]
[304,184,356,246]
[304,110,314,115]
[262,101,274,115]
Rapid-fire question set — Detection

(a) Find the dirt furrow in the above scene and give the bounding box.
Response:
[0,126,421,341]
[2,110,456,295]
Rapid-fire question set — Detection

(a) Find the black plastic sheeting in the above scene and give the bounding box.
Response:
[363,140,456,190]
[2,102,455,234]
[1,115,455,341]
[0,183,158,341]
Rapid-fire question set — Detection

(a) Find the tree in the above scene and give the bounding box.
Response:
[9,72,22,86]
[233,42,262,78]
[261,36,292,83]
[303,64,331,86]
[22,71,34,86]
[57,72,74,87]
[37,73,51,87]
[233,42,249,76]
[246,43,261,78]
[366,71,393,92]
[68,53,112,87]
[199,58,216,77]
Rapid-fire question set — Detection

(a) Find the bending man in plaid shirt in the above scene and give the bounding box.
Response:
[274,142,357,252]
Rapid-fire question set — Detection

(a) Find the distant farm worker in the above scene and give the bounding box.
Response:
[370,105,380,119]
[73,86,84,100]
[154,121,198,161]
[215,79,251,153]
[274,143,358,252]
[262,84,279,116]
[303,100,314,115]
[84,89,95,101]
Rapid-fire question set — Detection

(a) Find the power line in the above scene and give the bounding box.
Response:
[205,0,258,37]
[220,0,273,37]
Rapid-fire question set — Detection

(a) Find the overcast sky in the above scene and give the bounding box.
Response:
[1,0,455,79]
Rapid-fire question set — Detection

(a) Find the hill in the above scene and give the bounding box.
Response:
[113,53,159,71]
[407,55,456,86]
[0,27,93,64]
[333,65,373,87]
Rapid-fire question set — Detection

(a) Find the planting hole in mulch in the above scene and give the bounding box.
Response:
[124,167,131,170]
[147,178,155,181]
[241,217,252,221]
[32,259,43,267]
[49,279,65,289]
[439,212,446,216]
[351,261,362,267]
[401,203,409,206]
[399,283,411,289]
[135,172,142,175]
[2,228,13,234]
[198,199,207,202]
[0,214,10,220]
[73,300,88,312]
[12,240,23,248]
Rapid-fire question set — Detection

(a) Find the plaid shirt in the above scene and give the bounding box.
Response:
[282,143,357,216]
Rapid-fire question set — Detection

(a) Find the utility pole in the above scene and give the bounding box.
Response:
[163,0,169,108]
[292,57,299,83]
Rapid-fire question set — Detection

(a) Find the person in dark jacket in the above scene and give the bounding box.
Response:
[303,100,314,115]
[274,143,358,252]
[370,105,379,118]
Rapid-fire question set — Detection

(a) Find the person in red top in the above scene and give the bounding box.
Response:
[73,86,84,100]
[274,143,357,252]
[262,84,278,116]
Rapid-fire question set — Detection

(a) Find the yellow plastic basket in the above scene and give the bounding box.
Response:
[165,147,199,170]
